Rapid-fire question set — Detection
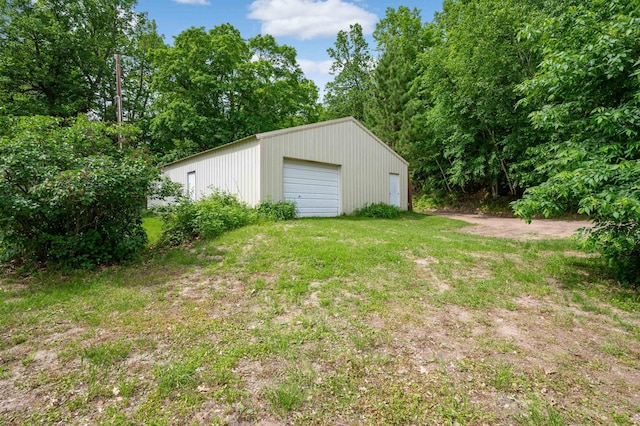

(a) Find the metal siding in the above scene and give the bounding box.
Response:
[261,120,408,214]
[153,139,261,206]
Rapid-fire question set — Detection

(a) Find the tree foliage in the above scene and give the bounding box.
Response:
[407,0,543,196]
[366,7,433,150]
[0,116,163,266]
[0,0,159,120]
[513,0,640,282]
[150,25,319,160]
[324,23,373,122]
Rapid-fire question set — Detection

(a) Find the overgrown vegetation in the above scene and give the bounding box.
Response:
[511,0,640,285]
[157,191,256,245]
[255,199,297,221]
[0,116,164,267]
[413,191,518,216]
[156,193,297,246]
[352,202,400,218]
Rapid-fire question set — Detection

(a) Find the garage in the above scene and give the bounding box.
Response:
[283,159,340,217]
[152,117,409,216]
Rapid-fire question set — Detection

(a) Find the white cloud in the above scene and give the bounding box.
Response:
[298,59,333,75]
[248,0,377,40]
[172,0,210,5]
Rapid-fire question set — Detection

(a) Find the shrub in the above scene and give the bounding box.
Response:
[352,203,400,219]
[514,165,640,286]
[412,194,442,212]
[158,191,256,245]
[0,116,163,267]
[256,199,297,221]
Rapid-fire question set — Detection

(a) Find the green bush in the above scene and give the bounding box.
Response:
[157,194,300,245]
[412,194,443,212]
[256,199,297,221]
[352,203,400,219]
[0,116,163,267]
[158,191,256,245]
[512,0,640,286]
[514,165,640,285]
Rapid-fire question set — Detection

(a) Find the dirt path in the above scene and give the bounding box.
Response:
[432,212,591,240]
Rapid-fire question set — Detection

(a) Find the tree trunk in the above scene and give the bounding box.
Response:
[436,157,453,194]
[489,130,516,196]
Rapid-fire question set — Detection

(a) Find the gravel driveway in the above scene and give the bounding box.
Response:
[431,212,591,240]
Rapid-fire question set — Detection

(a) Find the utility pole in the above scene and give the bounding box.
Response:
[115,54,123,149]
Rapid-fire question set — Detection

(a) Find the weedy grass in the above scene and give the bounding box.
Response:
[0,212,638,425]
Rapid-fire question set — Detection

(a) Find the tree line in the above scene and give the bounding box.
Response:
[0,0,320,163]
[1,0,638,280]
[323,0,639,282]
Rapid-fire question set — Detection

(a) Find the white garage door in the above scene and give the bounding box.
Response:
[283,159,340,217]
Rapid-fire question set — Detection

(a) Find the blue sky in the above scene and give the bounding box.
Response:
[135,0,443,95]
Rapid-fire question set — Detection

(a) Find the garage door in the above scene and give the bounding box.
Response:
[283,159,340,217]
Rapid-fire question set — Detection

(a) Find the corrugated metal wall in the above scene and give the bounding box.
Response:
[154,139,261,206]
[260,119,408,214]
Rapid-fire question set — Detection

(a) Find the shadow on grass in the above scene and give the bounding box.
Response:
[549,255,640,313]
[0,241,228,318]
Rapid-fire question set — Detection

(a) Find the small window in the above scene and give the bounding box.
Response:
[187,171,196,201]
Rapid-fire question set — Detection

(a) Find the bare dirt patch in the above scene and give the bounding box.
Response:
[383,294,640,424]
[432,212,591,240]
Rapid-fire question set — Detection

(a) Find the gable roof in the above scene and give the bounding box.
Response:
[257,117,409,166]
[161,117,408,169]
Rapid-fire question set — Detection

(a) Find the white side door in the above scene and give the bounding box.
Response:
[187,171,196,201]
[389,173,400,207]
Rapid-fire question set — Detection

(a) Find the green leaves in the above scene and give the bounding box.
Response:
[324,23,373,122]
[407,0,544,195]
[0,0,157,120]
[366,7,432,151]
[0,116,162,266]
[513,0,640,283]
[150,25,319,159]
[157,191,257,245]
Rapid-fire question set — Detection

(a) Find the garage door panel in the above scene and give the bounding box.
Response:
[283,159,340,217]
[284,176,337,186]
[283,183,338,195]
[283,170,337,183]
[296,193,339,200]
[284,161,336,171]
[283,177,338,186]
[296,208,337,217]
[292,198,338,207]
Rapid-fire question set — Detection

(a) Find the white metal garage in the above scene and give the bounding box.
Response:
[151,117,409,216]
[283,159,340,217]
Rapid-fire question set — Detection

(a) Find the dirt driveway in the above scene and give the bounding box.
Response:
[432,212,591,240]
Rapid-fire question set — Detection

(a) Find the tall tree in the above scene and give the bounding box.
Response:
[367,7,433,150]
[150,25,319,160]
[246,34,320,132]
[324,23,373,122]
[408,0,543,196]
[112,20,164,127]
[0,0,157,120]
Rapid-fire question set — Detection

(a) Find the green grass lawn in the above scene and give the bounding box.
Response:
[142,215,163,246]
[1,213,639,425]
